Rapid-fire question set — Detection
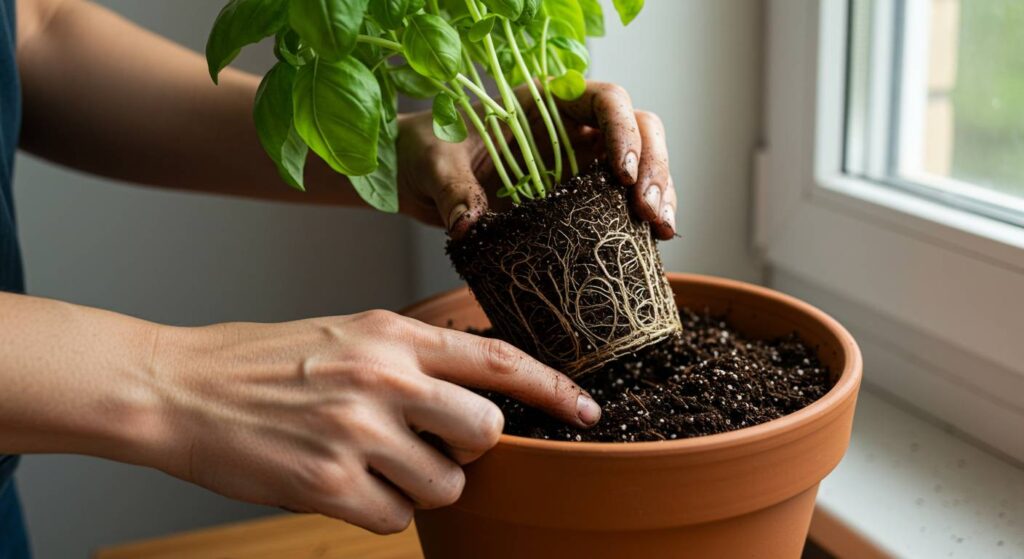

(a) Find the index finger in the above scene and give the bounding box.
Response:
[558,81,642,186]
[416,327,602,429]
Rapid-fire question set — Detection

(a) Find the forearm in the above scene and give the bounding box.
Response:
[16,0,363,207]
[0,291,166,465]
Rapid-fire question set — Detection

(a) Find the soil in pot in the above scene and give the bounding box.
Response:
[486,306,836,442]
[447,165,681,379]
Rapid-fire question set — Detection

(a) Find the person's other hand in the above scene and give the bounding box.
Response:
[397,81,676,241]
[146,311,600,534]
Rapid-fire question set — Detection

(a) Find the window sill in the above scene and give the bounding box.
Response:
[811,389,1023,558]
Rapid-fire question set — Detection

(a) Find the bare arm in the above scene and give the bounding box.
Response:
[15,0,358,206]
[0,290,599,533]
[0,291,162,462]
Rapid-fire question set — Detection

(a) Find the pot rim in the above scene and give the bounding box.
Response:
[403,272,863,458]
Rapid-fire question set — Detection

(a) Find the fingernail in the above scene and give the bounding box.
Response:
[661,205,676,232]
[644,185,661,216]
[624,152,639,183]
[448,204,468,230]
[576,393,601,426]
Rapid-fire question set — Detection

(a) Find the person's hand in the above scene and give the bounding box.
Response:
[396,81,676,241]
[145,311,600,534]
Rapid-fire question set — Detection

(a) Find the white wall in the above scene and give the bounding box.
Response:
[13,2,415,557]
[12,1,764,557]
[589,0,764,282]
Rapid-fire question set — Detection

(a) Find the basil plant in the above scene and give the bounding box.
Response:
[206,0,644,212]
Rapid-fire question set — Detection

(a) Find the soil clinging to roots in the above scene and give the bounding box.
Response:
[448,166,682,378]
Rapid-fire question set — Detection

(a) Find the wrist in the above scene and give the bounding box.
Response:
[111,322,208,477]
[83,320,175,468]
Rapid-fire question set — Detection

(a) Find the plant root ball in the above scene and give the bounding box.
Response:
[447,165,681,378]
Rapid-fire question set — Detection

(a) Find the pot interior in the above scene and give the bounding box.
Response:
[407,273,853,386]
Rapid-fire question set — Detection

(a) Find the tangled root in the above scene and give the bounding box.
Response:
[448,168,681,378]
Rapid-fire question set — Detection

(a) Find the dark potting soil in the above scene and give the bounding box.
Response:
[486,307,835,442]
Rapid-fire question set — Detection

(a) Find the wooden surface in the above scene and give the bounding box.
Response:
[93,507,879,558]
[93,514,423,559]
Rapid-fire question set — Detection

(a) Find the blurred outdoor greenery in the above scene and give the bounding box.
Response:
[950,0,1024,198]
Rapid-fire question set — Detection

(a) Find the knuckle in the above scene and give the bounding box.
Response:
[474,402,505,448]
[435,465,467,508]
[650,158,671,180]
[636,109,664,129]
[422,142,451,167]
[368,503,414,535]
[357,309,406,335]
[419,463,466,509]
[596,81,628,99]
[298,458,352,498]
[481,338,520,375]
[546,372,579,408]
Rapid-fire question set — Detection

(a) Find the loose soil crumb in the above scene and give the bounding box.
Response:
[487,307,835,442]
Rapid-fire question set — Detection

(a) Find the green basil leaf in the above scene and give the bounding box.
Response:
[480,0,523,19]
[290,0,369,61]
[293,56,381,176]
[352,18,385,67]
[542,0,585,41]
[403,13,463,81]
[369,0,416,29]
[254,62,308,190]
[377,67,398,122]
[611,0,643,25]
[390,65,442,98]
[281,126,311,187]
[440,0,473,20]
[432,92,460,126]
[432,95,468,143]
[274,29,305,66]
[462,39,489,66]
[468,15,497,42]
[549,68,586,100]
[206,0,289,84]
[517,0,541,24]
[350,118,399,212]
[578,0,604,36]
[549,36,589,72]
[495,46,526,85]
[497,47,516,73]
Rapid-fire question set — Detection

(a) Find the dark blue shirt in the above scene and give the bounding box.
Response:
[0,0,23,474]
[0,0,29,555]
[0,0,21,296]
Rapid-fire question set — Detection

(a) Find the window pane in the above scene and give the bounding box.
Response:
[845,0,1024,223]
[934,0,1024,197]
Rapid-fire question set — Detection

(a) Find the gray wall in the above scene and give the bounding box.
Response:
[13,2,414,557]
[12,1,764,557]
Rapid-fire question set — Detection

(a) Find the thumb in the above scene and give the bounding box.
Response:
[431,151,489,240]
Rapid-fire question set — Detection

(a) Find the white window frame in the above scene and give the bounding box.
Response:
[758,0,1024,461]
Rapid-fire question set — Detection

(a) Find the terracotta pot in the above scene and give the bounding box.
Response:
[403,273,862,558]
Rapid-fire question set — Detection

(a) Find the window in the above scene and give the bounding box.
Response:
[758,0,1024,462]
[844,0,1024,227]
